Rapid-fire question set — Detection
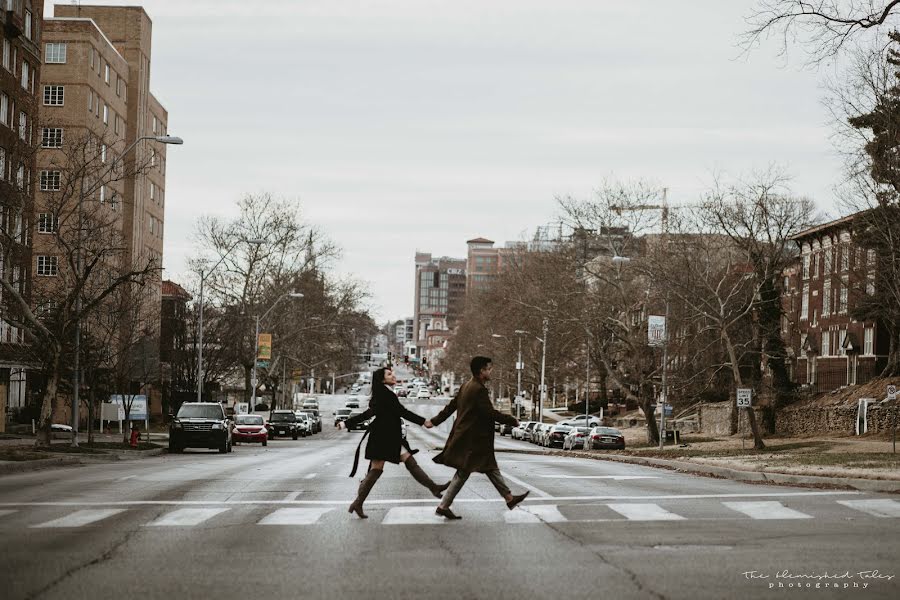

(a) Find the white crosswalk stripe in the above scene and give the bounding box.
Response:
[504,505,567,524]
[382,507,447,525]
[32,509,126,528]
[258,507,334,525]
[606,503,686,521]
[837,499,900,518]
[723,501,813,520]
[146,508,230,527]
[0,509,17,517]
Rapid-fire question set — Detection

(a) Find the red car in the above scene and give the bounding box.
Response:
[232,414,268,446]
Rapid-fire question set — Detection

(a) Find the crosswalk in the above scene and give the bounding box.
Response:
[0,498,896,529]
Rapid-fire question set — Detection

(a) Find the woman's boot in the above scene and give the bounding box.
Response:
[349,468,382,518]
[404,456,450,498]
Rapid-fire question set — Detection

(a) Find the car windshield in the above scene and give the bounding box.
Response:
[270,413,296,422]
[177,405,223,419]
[597,428,621,435]
[552,426,571,432]
[336,409,352,416]
[235,415,263,425]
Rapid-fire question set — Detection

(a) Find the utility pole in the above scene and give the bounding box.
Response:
[539,318,548,424]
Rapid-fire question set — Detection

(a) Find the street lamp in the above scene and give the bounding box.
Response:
[195,238,266,402]
[250,292,304,412]
[71,134,183,446]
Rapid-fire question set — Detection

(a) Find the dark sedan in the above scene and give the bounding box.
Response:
[586,427,625,450]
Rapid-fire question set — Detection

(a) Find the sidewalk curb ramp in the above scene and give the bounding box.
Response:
[0,447,167,476]
[495,448,900,494]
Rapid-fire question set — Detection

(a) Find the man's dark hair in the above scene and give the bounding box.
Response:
[470,356,492,376]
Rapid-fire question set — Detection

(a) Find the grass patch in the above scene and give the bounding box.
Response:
[769,452,900,468]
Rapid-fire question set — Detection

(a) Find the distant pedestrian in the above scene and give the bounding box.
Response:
[339,366,449,518]
[425,356,529,519]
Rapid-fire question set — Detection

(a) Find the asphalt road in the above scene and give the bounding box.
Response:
[0,393,898,600]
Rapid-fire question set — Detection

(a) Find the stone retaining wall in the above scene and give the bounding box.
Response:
[776,403,897,435]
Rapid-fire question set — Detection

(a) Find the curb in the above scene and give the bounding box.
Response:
[0,447,167,476]
[495,448,900,494]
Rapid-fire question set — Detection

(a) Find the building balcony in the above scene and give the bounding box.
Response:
[4,9,23,38]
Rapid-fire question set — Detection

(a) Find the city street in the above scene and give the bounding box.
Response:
[0,395,897,600]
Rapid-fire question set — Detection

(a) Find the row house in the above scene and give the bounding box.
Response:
[782,214,888,393]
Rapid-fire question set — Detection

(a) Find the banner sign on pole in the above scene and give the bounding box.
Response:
[648,316,666,347]
[257,333,272,361]
[736,388,752,408]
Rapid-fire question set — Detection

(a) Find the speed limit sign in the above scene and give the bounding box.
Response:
[888,385,897,401]
[736,388,752,408]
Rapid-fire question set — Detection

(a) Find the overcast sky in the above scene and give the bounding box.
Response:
[46,1,851,323]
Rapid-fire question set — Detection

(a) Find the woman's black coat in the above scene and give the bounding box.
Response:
[344,385,426,464]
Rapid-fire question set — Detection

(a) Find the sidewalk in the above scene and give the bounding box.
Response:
[0,433,167,476]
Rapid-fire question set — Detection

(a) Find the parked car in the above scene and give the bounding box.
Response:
[232,414,268,446]
[168,402,232,454]
[303,409,322,433]
[333,408,353,426]
[294,412,313,437]
[562,416,602,428]
[562,427,591,450]
[522,422,540,442]
[544,424,572,448]
[586,427,626,450]
[534,423,553,446]
[499,422,515,436]
[512,421,534,440]
[268,410,302,440]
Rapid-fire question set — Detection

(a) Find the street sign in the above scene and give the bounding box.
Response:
[648,315,666,347]
[736,388,752,408]
[888,385,898,401]
[109,395,147,420]
[255,360,269,369]
[515,361,524,370]
[257,333,272,361]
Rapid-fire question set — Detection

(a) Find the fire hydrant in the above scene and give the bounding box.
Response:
[129,425,140,448]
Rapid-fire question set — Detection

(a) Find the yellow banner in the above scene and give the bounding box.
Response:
[257,333,272,361]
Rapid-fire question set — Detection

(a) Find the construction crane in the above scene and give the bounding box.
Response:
[610,188,670,233]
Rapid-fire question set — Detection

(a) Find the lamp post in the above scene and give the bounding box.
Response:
[71,135,183,447]
[250,292,303,412]
[196,238,265,402]
[538,318,548,424]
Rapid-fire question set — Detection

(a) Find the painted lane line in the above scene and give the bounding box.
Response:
[145,508,230,527]
[0,509,17,517]
[259,507,334,525]
[0,491,861,508]
[837,499,900,518]
[504,504,567,524]
[32,509,127,528]
[723,501,813,520]
[503,472,551,498]
[283,491,303,502]
[607,503,686,521]
[382,507,447,525]
[537,475,659,480]
[303,473,318,480]
[117,475,137,481]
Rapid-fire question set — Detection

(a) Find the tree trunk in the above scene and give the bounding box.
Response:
[87,386,95,445]
[722,329,766,449]
[35,352,61,448]
[244,364,253,405]
[881,328,900,377]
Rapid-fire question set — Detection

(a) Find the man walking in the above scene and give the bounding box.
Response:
[425,356,529,519]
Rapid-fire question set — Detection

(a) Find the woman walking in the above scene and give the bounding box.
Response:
[338,367,449,518]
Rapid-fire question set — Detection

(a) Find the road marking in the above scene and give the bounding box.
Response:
[537,475,659,480]
[503,472,551,498]
[117,475,137,481]
[0,509,17,517]
[259,507,334,525]
[283,491,303,502]
[146,508,230,527]
[723,501,813,520]
[837,499,900,518]
[504,504,567,524]
[303,473,318,480]
[382,507,446,525]
[0,491,862,508]
[607,503,686,521]
[32,509,126,528]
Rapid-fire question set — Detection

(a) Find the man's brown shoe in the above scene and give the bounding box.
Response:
[435,506,462,520]
[506,491,530,510]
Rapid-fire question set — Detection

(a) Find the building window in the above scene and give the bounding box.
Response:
[2,39,10,71]
[0,92,8,126]
[101,143,107,163]
[45,43,67,64]
[104,63,110,84]
[20,60,28,89]
[43,85,64,106]
[103,104,109,124]
[838,330,847,356]
[864,327,874,356]
[36,256,58,277]
[18,112,27,140]
[801,254,810,279]
[839,275,849,314]
[0,147,5,177]
[150,182,155,202]
[841,245,850,272]
[24,10,32,40]
[40,170,61,191]
[800,284,809,320]
[821,331,830,357]
[812,253,820,279]
[41,128,63,148]
[822,278,831,317]
[37,213,57,233]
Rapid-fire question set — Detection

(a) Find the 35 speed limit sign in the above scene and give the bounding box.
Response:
[736,388,752,408]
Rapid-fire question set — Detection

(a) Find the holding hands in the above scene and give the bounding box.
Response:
[423,420,434,429]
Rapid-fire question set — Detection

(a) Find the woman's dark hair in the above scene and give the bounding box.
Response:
[371,367,392,401]
[470,356,492,376]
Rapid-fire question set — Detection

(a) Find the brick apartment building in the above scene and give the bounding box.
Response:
[0,0,43,419]
[782,214,888,393]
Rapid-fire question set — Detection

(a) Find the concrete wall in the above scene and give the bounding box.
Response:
[699,403,734,436]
